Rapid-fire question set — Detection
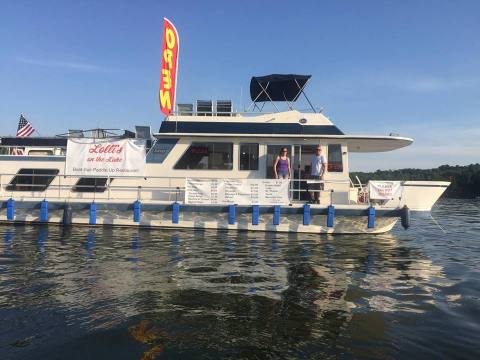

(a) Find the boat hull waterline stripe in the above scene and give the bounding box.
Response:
[0,212,399,234]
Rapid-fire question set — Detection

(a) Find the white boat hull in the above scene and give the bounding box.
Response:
[1,203,399,234]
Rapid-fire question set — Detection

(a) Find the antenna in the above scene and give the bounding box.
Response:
[240,86,243,112]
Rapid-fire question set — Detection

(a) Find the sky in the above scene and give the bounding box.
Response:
[1,0,479,171]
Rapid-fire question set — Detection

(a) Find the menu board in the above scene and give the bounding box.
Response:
[185,178,290,205]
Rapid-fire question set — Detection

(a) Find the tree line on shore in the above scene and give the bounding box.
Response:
[351,164,480,198]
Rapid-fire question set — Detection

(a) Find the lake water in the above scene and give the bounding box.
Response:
[0,199,479,359]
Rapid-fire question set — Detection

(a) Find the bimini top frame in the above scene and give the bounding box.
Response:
[248,74,316,113]
[55,128,137,139]
[0,128,140,150]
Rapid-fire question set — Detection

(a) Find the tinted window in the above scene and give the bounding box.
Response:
[146,138,178,163]
[28,150,53,156]
[6,168,59,191]
[327,144,343,172]
[73,177,112,192]
[239,143,259,170]
[174,142,233,170]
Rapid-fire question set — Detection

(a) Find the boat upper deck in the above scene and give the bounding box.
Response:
[156,110,413,152]
[159,110,344,136]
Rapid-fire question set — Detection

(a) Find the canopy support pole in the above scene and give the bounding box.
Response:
[257,82,280,112]
[247,81,269,111]
[294,79,316,113]
[247,81,280,112]
[282,92,294,110]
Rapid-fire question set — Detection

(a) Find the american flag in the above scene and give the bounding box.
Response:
[16,114,35,137]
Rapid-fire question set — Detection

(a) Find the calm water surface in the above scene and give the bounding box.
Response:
[0,199,479,359]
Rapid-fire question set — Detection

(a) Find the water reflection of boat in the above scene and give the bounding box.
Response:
[1,226,463,357]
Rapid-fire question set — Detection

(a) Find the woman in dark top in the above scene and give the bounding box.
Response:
[273,147,291,179]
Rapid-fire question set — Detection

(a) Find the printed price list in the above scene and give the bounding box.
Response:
[186,179,289,205]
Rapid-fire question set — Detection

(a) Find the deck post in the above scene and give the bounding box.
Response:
[172,202,180,224]
[89,202,97,225]
[228,205,236,225]
[327,205,335,228]
[62,202,72,225]
[252,205,259,225]
[368,206,375,228]
[273,205,280,225]
[133,200,141,223]
[40,200,49,222]
[303,204,310,226]
[401,205,410,229]
[7,198,15,221]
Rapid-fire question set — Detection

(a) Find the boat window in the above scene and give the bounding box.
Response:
[6,168,59,191]
[327,144,343,172]
[28,150,53,156]
[174,142,233,170]
[146,138,178,163]
[8,147,25,155]
[72,177,112,192]
[239,143,259,171]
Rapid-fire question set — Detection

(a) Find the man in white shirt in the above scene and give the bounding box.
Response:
[309,146,327,204]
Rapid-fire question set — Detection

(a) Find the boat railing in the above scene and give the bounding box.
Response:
[0,147,67,156]
[170,107,323,117]
[0,172,362,205]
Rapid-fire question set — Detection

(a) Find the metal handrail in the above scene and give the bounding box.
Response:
[0,172,354,182]
[170,107,323,117]
[0,172,356,205]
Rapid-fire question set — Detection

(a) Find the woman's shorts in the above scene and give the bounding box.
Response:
[278,171,289,179]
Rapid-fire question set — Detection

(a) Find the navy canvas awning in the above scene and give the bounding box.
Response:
[250,74,311,102]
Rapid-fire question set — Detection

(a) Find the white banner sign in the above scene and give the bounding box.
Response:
[66,138,146,177]
[185,178,290,205]
[368,181,402,200]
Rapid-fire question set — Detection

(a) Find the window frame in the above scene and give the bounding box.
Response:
[27,150,54,156]
[239,143,259,171]
[173,142,234,170]
[72,177,113,193]
[146,138,178,164]
[327,144,344,173]
[6,168,59,192]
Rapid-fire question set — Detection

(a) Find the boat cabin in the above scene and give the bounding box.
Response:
[0,75,412,205]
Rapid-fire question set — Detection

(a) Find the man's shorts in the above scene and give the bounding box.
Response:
[310,175,324,191]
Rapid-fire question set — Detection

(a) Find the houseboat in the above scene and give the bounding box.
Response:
[0,75,449,233]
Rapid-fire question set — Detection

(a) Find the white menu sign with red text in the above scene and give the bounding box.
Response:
[368,181,402,200]
[66,138,146,177]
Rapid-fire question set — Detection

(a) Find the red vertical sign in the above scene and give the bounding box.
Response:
[159,18,179,116]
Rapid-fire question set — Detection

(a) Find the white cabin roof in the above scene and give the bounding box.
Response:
[156,110,413,152]
[166,110,333,125]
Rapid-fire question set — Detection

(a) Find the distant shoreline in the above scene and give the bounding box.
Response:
[351,164,480,198]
